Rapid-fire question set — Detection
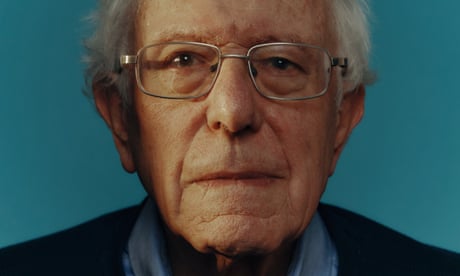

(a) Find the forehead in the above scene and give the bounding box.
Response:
[136,0,335,48]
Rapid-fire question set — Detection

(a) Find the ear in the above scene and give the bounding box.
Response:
[329,84,365,176]
[93,81,136,173]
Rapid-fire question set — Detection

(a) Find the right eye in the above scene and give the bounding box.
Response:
[170,53,195,67]
[141,52,203,71]
[159,52,202,69]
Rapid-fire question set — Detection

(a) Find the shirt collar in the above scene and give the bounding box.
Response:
[125,199,171,276]
[287,212,338,276]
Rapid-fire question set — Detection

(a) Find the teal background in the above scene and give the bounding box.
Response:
[1,1,459,252]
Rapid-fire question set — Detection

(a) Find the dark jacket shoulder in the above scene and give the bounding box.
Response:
[0,205,142,276]
[318,203,460,276]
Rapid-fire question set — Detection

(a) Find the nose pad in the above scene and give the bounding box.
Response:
[210,63,218,73]
[249,63,258,78]
[205,59,262,135]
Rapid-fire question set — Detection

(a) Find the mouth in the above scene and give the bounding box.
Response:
[189,171,284,187]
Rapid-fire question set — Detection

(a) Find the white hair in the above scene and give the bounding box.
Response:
[83,0,374,104]
[331,0,375,89]
[83,0,139,104]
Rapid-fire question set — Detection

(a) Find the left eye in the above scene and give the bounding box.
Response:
[256,56,304,75]
[269,57,294,70]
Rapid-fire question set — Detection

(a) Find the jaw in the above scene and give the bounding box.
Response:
[164,216,298,276]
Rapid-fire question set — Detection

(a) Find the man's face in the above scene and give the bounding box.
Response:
[103,0,363,257]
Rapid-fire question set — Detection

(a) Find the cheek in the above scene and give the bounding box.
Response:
[275,102,338,215]
[131,98,204,226]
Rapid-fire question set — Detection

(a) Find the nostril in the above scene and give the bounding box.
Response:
[213,121,221,130]
[209,116,255,135]
[233,124,255,136]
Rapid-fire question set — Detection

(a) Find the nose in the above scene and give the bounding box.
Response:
[205,58,262,135]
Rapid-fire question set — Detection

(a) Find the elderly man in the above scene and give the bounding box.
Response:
[1,0,460,275]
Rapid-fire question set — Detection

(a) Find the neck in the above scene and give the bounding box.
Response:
[165,231,296,276]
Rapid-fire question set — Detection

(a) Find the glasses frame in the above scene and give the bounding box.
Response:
[120,41,348,101]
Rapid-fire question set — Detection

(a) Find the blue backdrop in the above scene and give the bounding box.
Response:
[1,1,459,252]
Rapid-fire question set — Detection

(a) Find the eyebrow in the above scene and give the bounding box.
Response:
[142,28,310,48]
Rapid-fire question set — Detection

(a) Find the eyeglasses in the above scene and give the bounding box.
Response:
[120,41,347,101]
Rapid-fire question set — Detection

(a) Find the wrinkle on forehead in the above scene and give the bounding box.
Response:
[137,0,335,49]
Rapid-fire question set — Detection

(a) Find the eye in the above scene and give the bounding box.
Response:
[270,57,292,70]
[253,56,304,77]
[268,57,300,71]
[143,52,201,70]
[171,53,196,67]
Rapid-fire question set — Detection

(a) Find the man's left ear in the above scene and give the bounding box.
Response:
[329,84,366,176]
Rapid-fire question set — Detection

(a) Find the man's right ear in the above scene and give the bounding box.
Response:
[93,81,136,173]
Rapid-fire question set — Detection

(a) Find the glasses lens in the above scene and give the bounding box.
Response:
[249,44,331,100]
[137,42,219,99]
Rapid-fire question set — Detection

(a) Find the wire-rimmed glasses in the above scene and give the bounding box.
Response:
[120,41,347,101]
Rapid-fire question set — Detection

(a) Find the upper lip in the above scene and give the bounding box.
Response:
[180,143,288,185]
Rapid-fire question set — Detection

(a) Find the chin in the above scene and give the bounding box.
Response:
[186,214,292,257]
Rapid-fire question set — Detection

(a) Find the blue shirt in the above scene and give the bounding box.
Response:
[123,199,338,276]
